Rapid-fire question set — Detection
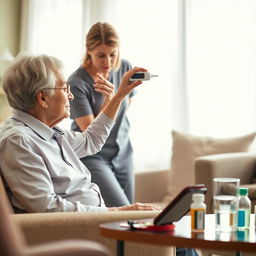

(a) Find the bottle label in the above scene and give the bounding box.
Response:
[191,209,205,230]
[237,210,245,227]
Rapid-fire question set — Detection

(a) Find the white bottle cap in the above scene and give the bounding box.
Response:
[192,193,204,201]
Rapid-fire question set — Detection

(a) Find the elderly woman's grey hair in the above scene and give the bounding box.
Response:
[2,54,63,112]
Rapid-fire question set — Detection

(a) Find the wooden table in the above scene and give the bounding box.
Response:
[100,214,256,256]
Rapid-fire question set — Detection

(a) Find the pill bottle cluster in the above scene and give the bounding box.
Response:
[190,188,254,232]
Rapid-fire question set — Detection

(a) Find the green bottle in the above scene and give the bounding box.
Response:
[237,188,251,230]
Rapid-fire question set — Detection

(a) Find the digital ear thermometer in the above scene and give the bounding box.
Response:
[129,72,158,81]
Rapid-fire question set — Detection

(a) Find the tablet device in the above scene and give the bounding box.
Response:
[153,184,207,226]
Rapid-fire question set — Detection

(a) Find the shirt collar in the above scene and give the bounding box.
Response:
[11,109,61,141]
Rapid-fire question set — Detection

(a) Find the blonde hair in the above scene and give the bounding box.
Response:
[83,22,121,71]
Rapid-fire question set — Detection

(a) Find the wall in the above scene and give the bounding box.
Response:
[0,0,20,123]
[0,0,21,56]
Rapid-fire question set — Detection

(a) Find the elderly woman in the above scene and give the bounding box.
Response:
[0,54,159,213]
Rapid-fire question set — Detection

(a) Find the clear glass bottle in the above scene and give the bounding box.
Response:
[190,193,206,232]
[237,187,251,230]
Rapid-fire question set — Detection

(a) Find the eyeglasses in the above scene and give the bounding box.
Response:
[43,84,71,94]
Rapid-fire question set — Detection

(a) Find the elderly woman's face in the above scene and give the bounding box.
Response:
[45,72,74,127]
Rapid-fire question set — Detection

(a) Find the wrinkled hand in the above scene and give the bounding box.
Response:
[116,67,148,99]
[108,202,162,212]
[93,73,115,103]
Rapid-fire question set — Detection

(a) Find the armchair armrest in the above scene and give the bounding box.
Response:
[13,211,173,256]
[194,152,256,212]
[135,170,169,203]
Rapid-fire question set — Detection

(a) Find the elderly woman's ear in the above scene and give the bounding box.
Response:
[36,91,48,109]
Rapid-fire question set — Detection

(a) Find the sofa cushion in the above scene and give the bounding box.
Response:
[163,130,256,203]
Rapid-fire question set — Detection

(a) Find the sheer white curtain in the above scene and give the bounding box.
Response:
[185,0,256,137]
[120,0,256,170]
[20,0,83,77]
[20,0,84,129]
[111,0,177,171]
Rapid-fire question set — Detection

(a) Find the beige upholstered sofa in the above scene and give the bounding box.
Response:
[3,171,173,256]
[135,169,169,204]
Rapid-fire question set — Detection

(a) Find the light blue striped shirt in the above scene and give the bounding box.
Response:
[0,109,115,212]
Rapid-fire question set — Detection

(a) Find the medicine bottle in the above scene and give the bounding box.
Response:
[237,187,251,230]
[190,193,206,232]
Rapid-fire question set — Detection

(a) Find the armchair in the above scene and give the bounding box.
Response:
[0,172,173,256]
[0,176,109,256]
